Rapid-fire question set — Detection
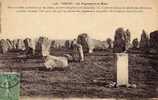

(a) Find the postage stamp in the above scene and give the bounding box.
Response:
[0,72,20,100]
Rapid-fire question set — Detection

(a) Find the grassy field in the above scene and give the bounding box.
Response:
[0,51,158,98]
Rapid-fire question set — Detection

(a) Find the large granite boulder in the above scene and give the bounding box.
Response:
[44,55,68,70]
[35,37,51,56]
[113,28,126,53]
[49,40,55,51]
[77,33,94,53]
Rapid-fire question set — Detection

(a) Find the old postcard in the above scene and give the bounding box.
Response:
[0,0,158,99]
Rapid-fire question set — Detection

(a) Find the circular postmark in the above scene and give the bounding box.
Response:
[0,73,20,89]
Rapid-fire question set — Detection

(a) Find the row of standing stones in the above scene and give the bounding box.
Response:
[0,28,157,87]
[0,28,158,55]
[114,28,158,53]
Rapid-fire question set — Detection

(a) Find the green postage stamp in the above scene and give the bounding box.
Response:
[0,72,20,100]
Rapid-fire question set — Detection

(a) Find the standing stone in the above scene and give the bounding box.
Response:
[16,39,25,51]
[49,40,56,53]
[149,30,158,53]
[77,33,94,53]
[139,30,149,50]
[132,38,139,49]
[12,39,18,50]
[6,39,13,51]
[72,39,84,61]
[24,38,34,56]
[106,38,113,48]
[0,39,8,53]
[50,40,55,48]
[35,37,51,56]
[101,41,109,49]
[125,29,131,50]
[23,38,32,48]
[113,28,126,53]
[65,40,71,49]
[114,53,129,86]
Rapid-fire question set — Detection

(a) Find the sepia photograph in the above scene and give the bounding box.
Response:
[0,0,158,99]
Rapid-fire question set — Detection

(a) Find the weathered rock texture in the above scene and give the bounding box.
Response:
[113,28,126,53]
[35,37,51,56]
[77,33,94,53]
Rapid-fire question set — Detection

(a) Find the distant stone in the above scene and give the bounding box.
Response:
[53,40,66,49]
[72,39,84,62]
[24,38,32,48]
[16,39,25,51]
[49,40,55,53]
[12,39,18,50]
[65,40,72,49]
[44,55,68,70]
[24,38,34,56]
[77,33,94,53]
[6,39,13,51]
[106,38,113,49]
[93,39,109,51]
[101,41,109,49]
[113,28,126,53]
[72,44,80,61]
[139,30,149,49]
[125,29,131,50]
[132,38,139,49]
[150,30,158,53]
[49,40,56,55]
[0,39,8,53]
[50,40,55,48]
[35,37,51,56]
